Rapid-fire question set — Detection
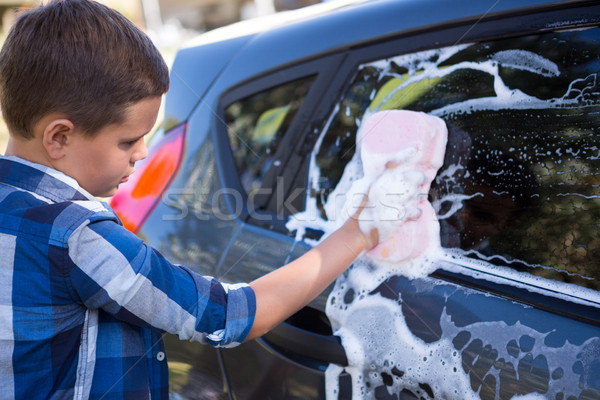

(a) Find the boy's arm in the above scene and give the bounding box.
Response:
[246,215,374,341]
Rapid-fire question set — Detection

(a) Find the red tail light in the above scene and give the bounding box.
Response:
[111,124,186,233]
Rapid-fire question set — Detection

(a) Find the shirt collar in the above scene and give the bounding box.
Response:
[0,155,96,203]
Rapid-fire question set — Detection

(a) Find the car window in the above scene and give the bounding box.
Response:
[308,27,600,291]
[224,76,315,197]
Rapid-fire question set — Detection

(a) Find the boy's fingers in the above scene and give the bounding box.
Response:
[349,192,369,219]
[368,227,379,249]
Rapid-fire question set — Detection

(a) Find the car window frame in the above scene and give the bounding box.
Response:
[288,2,600,323]
[215,53,348,232]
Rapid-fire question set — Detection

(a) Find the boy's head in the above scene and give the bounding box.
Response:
[0,0,169,139]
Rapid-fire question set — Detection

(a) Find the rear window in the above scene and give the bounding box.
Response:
[224,76,314,197]
[309,27,600,291]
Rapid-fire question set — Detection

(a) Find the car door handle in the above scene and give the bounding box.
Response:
[260,321,348,366]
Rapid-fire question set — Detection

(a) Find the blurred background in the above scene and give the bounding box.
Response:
[0,0,323,153]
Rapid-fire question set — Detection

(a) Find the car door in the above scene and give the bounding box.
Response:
[209,54,355,399]
[280,4,600,400]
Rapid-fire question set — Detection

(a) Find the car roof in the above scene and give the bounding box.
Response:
[165,0,589,129]
[185,0,574,51]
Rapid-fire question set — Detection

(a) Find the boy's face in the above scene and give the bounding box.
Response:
[64,97,162,197]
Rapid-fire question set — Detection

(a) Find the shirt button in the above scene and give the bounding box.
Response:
[156,351,165,361]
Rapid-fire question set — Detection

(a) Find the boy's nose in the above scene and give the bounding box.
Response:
[133,140,148,162]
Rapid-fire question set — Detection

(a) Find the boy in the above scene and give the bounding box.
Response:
[0,1,377,398]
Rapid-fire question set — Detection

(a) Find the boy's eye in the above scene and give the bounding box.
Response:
[122,138,140,147]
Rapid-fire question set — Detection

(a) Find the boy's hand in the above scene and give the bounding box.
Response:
[348,194,379,250]
[350,160,422,250]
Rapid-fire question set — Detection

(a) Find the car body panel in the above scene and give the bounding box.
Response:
[164,35,252,131]
[141,103,242,276]
[325,263,600,399]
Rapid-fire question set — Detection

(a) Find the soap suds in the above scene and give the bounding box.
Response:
[325,287,477,400]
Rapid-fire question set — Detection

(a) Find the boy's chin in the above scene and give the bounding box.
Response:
[94,187,118,199]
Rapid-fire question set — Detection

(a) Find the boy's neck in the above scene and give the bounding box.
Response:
[4,135,56,170]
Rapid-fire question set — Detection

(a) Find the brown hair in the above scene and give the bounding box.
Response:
[0,0,169,139]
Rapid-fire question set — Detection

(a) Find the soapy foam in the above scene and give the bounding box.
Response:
[490,50,560,77]
[325,255,600,399]
[286,41,600,400]
[325,282,478,400]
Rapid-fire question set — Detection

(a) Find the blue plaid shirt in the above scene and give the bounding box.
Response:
[0,156,256,399]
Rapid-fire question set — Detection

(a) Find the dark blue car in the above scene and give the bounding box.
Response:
[112,0,600,398]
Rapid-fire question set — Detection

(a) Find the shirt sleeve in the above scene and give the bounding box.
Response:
[65,218,256,348]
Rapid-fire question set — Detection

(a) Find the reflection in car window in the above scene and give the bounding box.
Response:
[311,28,600,290]
[225,76,314,196]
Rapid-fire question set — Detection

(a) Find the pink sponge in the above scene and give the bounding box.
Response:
[358,110,448,262]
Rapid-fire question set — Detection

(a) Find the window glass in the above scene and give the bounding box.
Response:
[310,28,600,290]
[224,76,314,197]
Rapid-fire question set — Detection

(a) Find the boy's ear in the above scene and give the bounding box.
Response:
[42,118,76,160]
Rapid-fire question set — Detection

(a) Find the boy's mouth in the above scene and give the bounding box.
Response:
[121,170,135,183]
